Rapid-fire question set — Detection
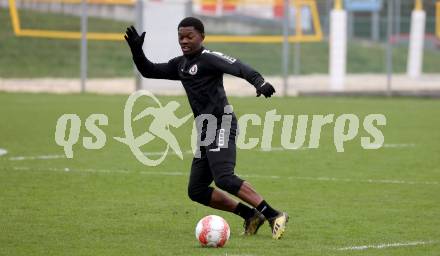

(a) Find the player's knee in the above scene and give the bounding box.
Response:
[214,174,243,195]
[187,186,212,206]
[187,186,202,202]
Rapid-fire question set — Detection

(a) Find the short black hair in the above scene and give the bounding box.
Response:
[178,17,204,34]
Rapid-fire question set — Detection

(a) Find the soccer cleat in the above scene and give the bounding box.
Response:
[268,212,289,239]
[242,209,266,235]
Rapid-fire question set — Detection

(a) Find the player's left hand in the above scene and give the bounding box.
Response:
[256,82,276,98]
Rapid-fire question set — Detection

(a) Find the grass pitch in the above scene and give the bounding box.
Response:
[0,92,439,255]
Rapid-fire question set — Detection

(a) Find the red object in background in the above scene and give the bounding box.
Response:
[201,0,237,14]
[273,0,283,18]
[223,0,237,11]
[389,33,440,49]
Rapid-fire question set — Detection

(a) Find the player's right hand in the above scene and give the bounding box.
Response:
[124,26,146,56]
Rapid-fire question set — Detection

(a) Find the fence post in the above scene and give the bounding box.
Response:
[329,0,347,91]
[80,0,88,93]
[407,0,425,79]
[371,10,379,41]
[282,0,290,96]
[135,0,144,91]
[386,0,394,95]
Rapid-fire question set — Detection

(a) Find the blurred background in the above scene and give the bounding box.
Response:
[0,0,439,96]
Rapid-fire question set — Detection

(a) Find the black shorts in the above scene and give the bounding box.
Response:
[187,115,244,205]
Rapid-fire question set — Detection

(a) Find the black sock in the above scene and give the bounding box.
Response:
[256,200,279,219]
[234,202,255,220]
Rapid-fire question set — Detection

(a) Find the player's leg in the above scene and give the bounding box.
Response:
[206,149,266,235]
[208,188,236,211]
[206,129,267,235]
[236,181,289,240]
[187,154,215,206]
[209,164,289,239]
[236,181,262,206]
[187,148,256,222]
[206,124,288,239]
[209,188,259,224]
[235,181,278,218]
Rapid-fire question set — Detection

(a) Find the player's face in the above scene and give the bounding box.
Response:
[178,27,204,55]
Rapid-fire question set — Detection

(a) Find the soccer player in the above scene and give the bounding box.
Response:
[124,17,288,239]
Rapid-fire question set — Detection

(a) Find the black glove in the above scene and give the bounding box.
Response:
[256,82,276,98]
[124,25,146,56]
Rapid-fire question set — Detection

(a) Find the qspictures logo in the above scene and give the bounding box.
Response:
[54,90,386,166]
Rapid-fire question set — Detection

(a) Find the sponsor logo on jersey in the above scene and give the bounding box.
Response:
[203,49,237,64]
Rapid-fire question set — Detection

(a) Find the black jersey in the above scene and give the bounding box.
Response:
[132,47,265,117]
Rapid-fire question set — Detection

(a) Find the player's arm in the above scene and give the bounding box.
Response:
[204,51,275,97]
[125,26,179,80]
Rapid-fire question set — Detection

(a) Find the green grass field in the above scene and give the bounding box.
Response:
[1,8,440,78]
[1,92,439,255]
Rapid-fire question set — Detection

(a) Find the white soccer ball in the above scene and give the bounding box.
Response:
[195,215,230,247]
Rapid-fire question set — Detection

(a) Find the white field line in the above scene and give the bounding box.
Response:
[241,174,440,185]
[3,166,439,186]
[0,148,8,156]
[383,143,416,148]
[337,240,437,251]
[9,166,131,174]
[9,154,65,161]
[263,144,415,152]
[7,151,188,160]
[4,143,416,161]
[259,146,308,151]
[364,143,416,149]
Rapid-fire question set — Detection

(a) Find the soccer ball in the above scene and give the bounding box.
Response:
[195,215,230,247]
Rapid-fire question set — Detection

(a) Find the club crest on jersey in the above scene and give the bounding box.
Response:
[189,64,198,75]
